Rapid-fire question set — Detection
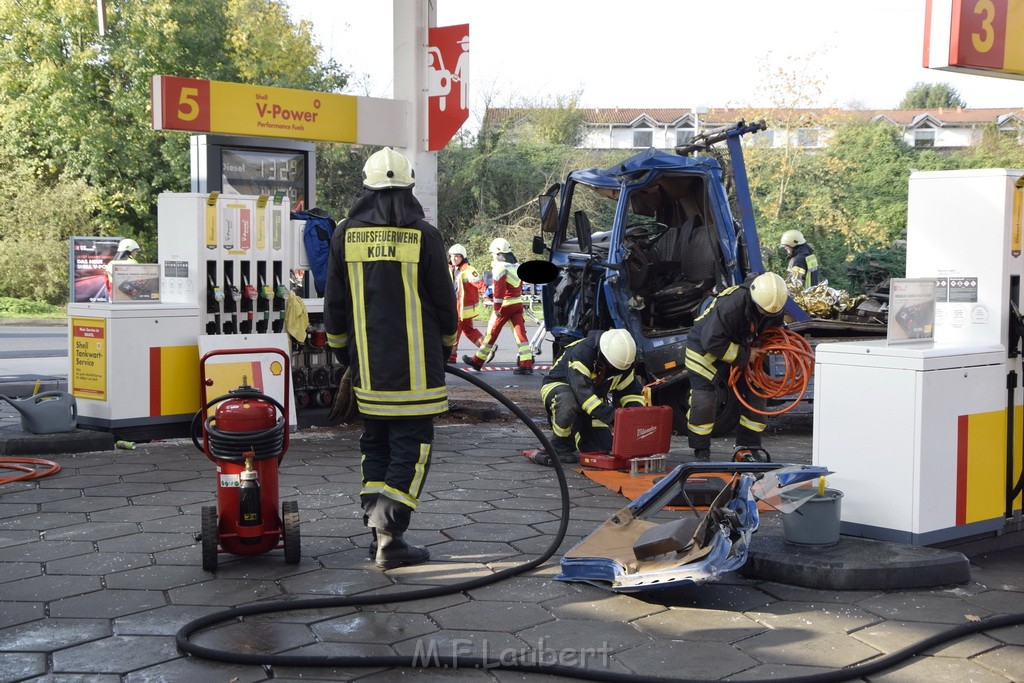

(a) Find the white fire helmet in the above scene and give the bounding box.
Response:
[780,229,806,248]
[599,328,637,370]
[488,237,512,254]
[750,272,788,314]
[448,244,467,258]
[362,147,415,189]
[117,239,140,254]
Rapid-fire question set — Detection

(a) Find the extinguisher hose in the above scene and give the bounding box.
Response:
[189,389,287,462]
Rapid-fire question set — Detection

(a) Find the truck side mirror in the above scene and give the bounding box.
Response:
[538,183,560,234]
[574,210,593,255]
[532,235,546,255]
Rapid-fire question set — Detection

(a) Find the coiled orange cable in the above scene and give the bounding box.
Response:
[728,326,815,416]
[0,458,61,485]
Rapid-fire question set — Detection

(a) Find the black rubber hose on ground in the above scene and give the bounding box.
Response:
[175,365,1024,682]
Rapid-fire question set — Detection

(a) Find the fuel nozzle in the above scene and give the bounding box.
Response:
[260,285,274,300]
[243,284,257,302]
[275,284,290,300]
[229,285,241,303]
[208,275,225,303]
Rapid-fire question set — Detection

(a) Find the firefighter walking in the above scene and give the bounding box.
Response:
[464,238,534,374]
[447,243,487,363]
[324,147,458,569]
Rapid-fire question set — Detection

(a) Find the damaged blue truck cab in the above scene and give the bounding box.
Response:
[537,122,789,432]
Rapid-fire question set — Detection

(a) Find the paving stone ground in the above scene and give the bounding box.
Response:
[1,394,1023,682]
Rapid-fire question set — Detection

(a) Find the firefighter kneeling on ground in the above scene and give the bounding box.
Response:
[533,328,645,466]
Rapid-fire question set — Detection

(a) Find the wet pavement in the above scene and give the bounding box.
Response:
[0,320,1023,681]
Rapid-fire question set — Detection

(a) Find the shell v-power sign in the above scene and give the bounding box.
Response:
[151,76,407,147]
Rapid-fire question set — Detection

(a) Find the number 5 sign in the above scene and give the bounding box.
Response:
[925,0,1024,77]
[155,76,211,132]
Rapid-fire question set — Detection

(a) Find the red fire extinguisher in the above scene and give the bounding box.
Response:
[192,348,299,571]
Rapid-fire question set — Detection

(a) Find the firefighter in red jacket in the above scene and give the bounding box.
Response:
[447,243,486,363]
[324,147,458,569]
[464,238,534,374]
[534,328,644,466]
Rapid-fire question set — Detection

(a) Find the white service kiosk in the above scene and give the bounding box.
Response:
[814,169,1024,545]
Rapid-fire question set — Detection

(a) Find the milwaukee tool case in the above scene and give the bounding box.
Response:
[579,405,673,470]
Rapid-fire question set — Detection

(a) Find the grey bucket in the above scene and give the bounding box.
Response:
[0,392,78,434]
[780,488,843,546]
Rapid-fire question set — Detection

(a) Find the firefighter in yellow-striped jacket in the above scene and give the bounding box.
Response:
[534,329,645,466]
[684,272,787,463]
[324,147,458,569]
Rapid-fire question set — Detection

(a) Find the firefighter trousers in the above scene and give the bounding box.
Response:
[449,318,484,361]
[475,305,533,368]
[358,417,434,534]
[542,383,612,453]
[686,371,767,452]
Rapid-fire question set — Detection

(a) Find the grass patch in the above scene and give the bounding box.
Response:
[0,297,65,319]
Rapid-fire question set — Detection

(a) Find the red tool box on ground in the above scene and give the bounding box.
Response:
[578,405,673,470]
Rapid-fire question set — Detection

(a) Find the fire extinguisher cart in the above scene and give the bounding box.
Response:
[192,348,299,571]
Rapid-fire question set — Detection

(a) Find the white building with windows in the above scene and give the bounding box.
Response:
[487,106,1024,151]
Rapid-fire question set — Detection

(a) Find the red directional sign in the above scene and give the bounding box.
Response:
[428,24,470,151]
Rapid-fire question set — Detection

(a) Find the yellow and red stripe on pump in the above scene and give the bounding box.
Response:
[956,409,1021,525]
[148,346,201,417]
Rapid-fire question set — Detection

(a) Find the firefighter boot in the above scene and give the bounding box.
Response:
[551,435,579,464]
[694,448,711,462]
[375,530,430,569]
[463,354,484,371]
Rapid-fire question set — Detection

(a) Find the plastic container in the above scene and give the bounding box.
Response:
[780,488,843,546]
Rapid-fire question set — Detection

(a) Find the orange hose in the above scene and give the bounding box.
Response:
[0,458,61,485]
[728,326,815,416]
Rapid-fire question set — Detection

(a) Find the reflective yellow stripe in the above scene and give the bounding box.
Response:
[327,332,348,346]
[355,386,448,403]
[501,296,523,306]
[739,415,767,433]
[611,371,635,390]
[540,381,567,402]
[619,394,645,406]
[722,342,740,363]
[360,480,385,496]
[582,395,603,414]
[688,421,714,435]
[517,341,533,360]
[569,360,592,378]
[382,485,419,510]
[407,441,430,500]
[461,303,480,318]
[404,261,426,391]
[685,348,717,381]
[348,262,371,389]
[442,332,457,346]
[591,418,609,428]
[358,401,448,418]
[694,285,738,323]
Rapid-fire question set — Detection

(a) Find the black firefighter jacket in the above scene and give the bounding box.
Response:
[685,284,783,384]
[324,189,458,418]
[541,330,645,424]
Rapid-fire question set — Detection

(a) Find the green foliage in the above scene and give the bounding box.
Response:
[899,82,966,109]
[0,174,99,304]
[0,0,347,305]
[0,297,64,318]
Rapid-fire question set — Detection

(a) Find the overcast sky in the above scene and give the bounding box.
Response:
[286,0,1024,116]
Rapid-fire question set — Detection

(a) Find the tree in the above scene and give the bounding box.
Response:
[0,0,347,303]
[899,82,966,109]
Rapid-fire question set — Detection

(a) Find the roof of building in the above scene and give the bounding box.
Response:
[486,106,1024,129]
